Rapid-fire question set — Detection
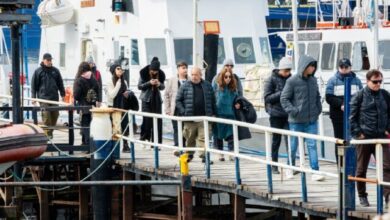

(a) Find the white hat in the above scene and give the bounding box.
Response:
[223,58,234,66]
[278,57,293,70]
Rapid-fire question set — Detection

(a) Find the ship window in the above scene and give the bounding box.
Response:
[337,42,352,64]
[352,42,370,71]
[321,43,336,71]
[130,39,139,65]
[259,37,272,64]
[217,38,226,64]
[232,37,256,64]
[145,38,167,65]
[307,43,320,61]
[174,39,193,65]
[59,43,66,68]
[379,41,390,70]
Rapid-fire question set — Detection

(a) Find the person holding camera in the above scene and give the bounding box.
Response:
[138,57,166,144]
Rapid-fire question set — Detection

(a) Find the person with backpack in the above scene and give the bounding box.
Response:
[86,56,102,107]
[350,69,390,208]
[73,62,99,145]
[325,58,362,164]
[264,57,292,174]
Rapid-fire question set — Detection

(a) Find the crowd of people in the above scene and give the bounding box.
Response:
[30,52,390,208]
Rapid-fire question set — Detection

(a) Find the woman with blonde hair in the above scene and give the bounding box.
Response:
[213,67,240,161]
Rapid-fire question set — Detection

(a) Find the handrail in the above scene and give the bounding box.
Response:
[0,94,71,106]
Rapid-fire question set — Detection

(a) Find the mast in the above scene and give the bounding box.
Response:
[373,0,379,69]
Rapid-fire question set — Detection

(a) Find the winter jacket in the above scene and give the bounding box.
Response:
[350,87,390,138]
[73,77,99,111]
[164,76,187,115]
[213,85,238,139]
[280,55,322,123]
[175,80,216,117]
[234,96,257,124]
[106,79,128,107]
[325,71,363,121]
[31,63,65,101]
[138,65,165,102]
[212,73,243,97]
[264,69,291,118]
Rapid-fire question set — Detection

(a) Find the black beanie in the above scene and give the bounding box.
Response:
[110,63,120,75]
[149,57,160,71]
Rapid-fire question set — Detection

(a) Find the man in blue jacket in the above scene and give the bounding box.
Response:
[281,55,324,181]
[325,58,362,164]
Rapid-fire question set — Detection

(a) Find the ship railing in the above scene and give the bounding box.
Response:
[120,110,343,203]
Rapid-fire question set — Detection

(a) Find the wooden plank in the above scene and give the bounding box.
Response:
[78,165,88,220]
[123,171,134,220]
[233,194,246,220]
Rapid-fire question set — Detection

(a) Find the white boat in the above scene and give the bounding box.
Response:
[277,0,390,87]
[37,0,272,91]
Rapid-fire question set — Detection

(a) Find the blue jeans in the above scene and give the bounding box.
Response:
[289,121,319,170]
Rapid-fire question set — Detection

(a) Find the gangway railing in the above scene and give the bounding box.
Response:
[120,110,344,204]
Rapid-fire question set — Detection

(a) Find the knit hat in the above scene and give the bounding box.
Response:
[149,57,160,71]
[223,58,234,66]
[338,58,351,67]
[278,57,293,70]
[110,63,121,75]
[86,56,94,64]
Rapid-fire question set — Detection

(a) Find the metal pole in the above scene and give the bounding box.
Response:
[233,125,241,185]
[373,0,380,69]
[153,117,159,169]
[11,23,22,124]
[192,0,199,67]
[342,76,355,219]
[265,131,273,193]
[291,0,299,71]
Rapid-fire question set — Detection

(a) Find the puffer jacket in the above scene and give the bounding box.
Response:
[280,55,322,123]
[31,63,65,101]
[264,69,290,118]
[175,80,216,116]
[138,65,165,102]
[350,87,390,138]
[325,71,363,121]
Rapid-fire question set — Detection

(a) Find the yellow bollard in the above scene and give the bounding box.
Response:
[180,153,190,176]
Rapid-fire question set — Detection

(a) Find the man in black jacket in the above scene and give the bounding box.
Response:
[264,57,291,174]
[175,67,216,163]
[31,53,65,139]
[350,69,390,207]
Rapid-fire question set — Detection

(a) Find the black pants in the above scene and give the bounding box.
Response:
[215,135,234,151]
[81,113,92,145]
[356,143,390,199]
[331,120,344,164]
[269,117,289,163]
[140,101,162,143]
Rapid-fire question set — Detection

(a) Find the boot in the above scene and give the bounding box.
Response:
[122,141,131,153]
[272,166,280,174]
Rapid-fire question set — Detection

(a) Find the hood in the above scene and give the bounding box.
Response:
[140,65,166,83]
[297,55,316,78]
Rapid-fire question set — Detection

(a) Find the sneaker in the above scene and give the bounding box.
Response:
[272,166,280,174]
[293,171,300,175]
[219,154,225,161]
[199,154,205,159]
[122,142,131,153]
[311,174,325,182]
[229,156,234,161]
[173,150,181,157]
[286,170,294,180]
[359,196,370,207]
[201,158,214,164]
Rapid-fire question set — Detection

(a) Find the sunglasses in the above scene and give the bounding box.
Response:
[116,67,122,70]
[225,65,234,67]
[224,75,232,79]
[339,65,350,69]
[370,80,382,84]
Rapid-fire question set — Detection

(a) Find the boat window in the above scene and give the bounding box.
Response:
[352,42,370,71]
[379,41,390,70]
[217,38,226,64]
[232,37,256,64]
[174,39,193,65]
[307,43,320,61]
[337,42,352,63]
[59,43,66,68]
[145,38,167,65]
[130,39,139,65]
[259,37,272,64]
[321,43,336,71]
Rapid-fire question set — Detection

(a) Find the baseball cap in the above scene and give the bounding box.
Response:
[42,53,53,60]
[338,58,351,67]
